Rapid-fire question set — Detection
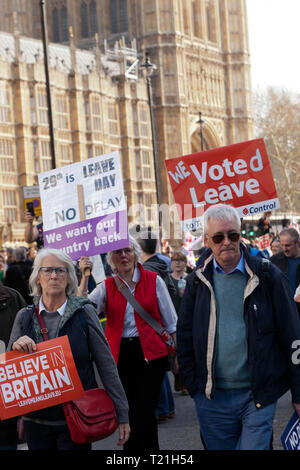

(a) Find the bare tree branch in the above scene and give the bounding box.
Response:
[253,86,300,212]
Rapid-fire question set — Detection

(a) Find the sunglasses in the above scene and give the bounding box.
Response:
[207,232,241,244]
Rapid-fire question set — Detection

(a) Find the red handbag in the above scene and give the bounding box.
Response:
[34,307,118,444]
[63,389,118,444]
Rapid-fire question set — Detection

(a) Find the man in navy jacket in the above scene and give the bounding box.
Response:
[270,228,300,314]
[177,204,300,450]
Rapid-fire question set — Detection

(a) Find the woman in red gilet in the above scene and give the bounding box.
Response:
[78,237,177,452]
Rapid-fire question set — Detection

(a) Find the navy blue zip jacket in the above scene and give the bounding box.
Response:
[176,245,300,409]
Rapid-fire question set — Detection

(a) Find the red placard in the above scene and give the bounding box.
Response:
[0,336,84,420]
[258,234,271,250]
[165,139,279,232]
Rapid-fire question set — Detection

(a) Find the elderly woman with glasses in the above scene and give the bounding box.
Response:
[7,248,130,451]
[78,237,177,452]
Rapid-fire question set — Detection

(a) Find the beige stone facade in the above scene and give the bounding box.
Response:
[0,0,253,244]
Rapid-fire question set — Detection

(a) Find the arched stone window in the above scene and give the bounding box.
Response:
[52,8,60,42]
[90,1,98,36]
[182,0,190,35]
[110,0,118,33]
[110,0,128,34]
[61,6,69,41]
[206,1,216,42]
[191,117,221,153]
[192,0,202,38]
[119,0,128,32]
[81,2,89,38]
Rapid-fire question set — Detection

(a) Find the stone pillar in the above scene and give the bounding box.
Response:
[221,0,235,144]
[117,76,134,211]
[12,18,33,224]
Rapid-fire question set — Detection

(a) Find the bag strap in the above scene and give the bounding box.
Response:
[113,275,165,336]
[34,306,49,341]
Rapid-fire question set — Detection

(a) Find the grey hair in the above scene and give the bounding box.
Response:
[29,248,79,297]
[279,228,300,242]
[203,204,241,233]
[106,236,142,272]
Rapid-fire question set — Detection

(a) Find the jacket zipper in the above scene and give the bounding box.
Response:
[196,269,217,400]
[197,257,260,400]
[253,303,261,334]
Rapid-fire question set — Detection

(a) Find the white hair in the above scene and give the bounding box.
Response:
[29,248,79,297]
[204,204,241,233]
[106,236,142,272]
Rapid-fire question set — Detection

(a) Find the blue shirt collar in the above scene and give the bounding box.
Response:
[213,251,246,275]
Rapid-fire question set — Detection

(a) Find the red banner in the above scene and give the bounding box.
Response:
[165,139,279,232]
[0,336,84,420]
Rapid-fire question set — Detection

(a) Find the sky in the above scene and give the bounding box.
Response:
[246,0,300,93]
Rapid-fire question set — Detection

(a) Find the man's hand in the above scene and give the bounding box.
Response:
[24,211,39,243]
[25,210,34,224]
[293,403,300,419]
[294,285,300,302]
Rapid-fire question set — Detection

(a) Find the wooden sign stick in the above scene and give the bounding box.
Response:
[77,184,91,276]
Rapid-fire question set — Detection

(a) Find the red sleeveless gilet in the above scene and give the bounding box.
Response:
[105,264,168,363]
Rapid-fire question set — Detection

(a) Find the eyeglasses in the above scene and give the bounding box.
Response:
[39,267,69,277]
[206,232,241,244]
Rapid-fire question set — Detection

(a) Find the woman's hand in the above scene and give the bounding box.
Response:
[79,257,93,277]
[77,257,93,297]
[12,336,37,353]
[173,355,179,375]
[117,422,130,446]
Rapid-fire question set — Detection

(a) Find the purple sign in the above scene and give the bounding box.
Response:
[43,210,129,260]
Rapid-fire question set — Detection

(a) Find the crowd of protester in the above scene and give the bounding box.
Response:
[0,206,299,451]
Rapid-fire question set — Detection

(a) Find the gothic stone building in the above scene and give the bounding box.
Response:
[0,0,253,243]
